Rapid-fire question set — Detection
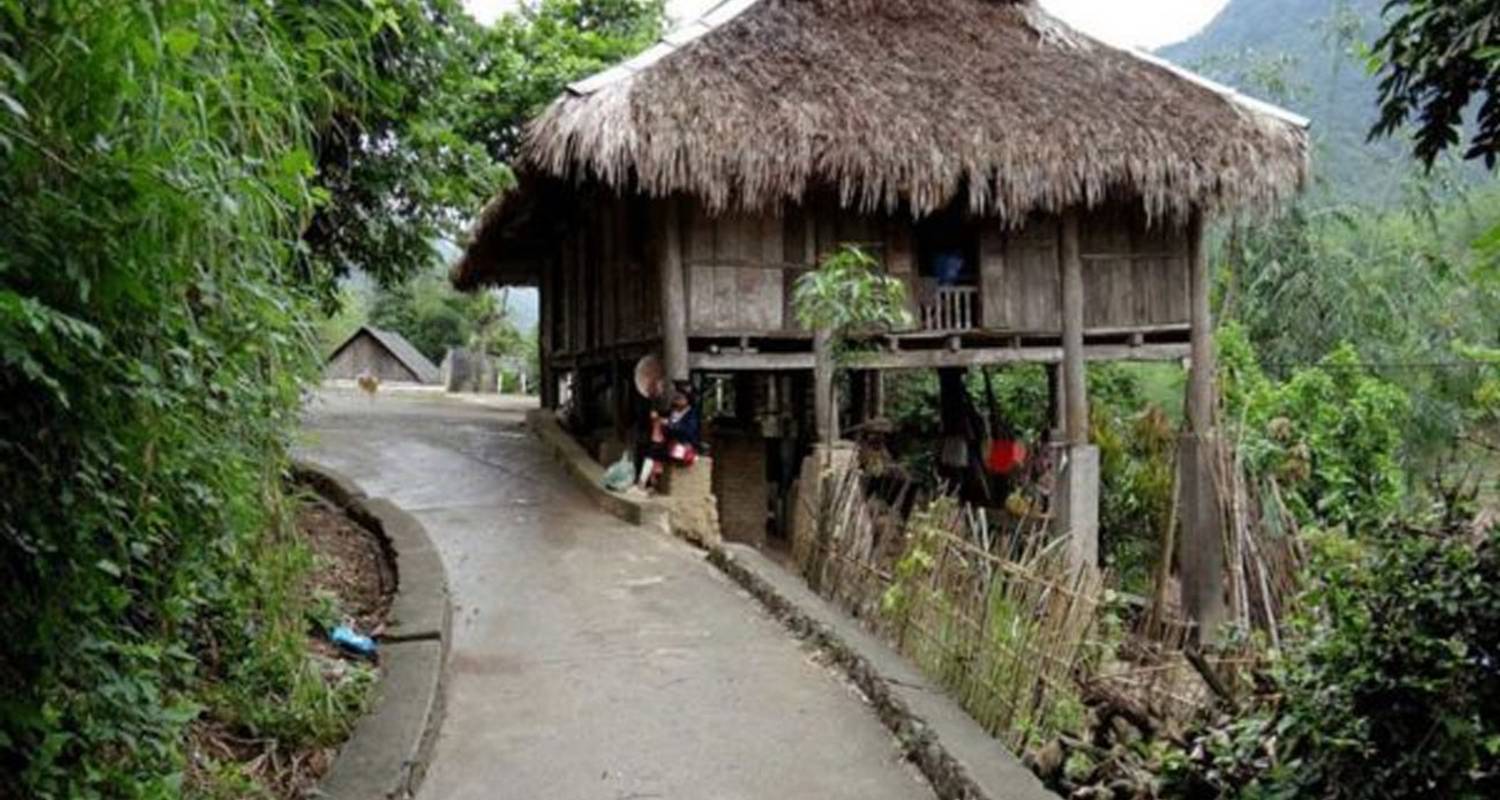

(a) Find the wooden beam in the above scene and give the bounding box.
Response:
[1060,209,1088,446]
[539,255,557,408]
[1181,208,1228,638]
[656,196,690,383]
[1047,363,1064,436]
[689,343,1189,372]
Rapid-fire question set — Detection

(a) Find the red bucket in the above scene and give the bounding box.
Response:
[985,439,1027,475]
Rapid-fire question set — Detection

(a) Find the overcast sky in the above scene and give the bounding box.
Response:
[462,0,1231,50]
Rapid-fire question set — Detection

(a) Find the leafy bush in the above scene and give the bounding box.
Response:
[0,2,390,796]
[1094,404,1178,595]
[1165,522,1500,799]
[1219,325,1411,531]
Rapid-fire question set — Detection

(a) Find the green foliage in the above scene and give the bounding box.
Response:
[0,1,451,795]
[1371,0,1500,169]
[303,0,506,291]
[1219,185,1500,454]
[367,268,530,364]
[792,245,914,341]
[1220,326,1411,531]
[1093,404,1178,596]
[465,0,666,162]
[1165,523,1500,799]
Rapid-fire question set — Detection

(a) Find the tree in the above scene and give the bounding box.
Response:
[1370,0,1500,169]
[300,0,506,292]
[464,0,666,163]
[792,245,912,442]
[1,2,422,794]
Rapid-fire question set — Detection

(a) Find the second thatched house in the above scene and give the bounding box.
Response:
[454,0,1308,627]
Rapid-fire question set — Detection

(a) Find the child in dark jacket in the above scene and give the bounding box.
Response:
[637,384,701,489]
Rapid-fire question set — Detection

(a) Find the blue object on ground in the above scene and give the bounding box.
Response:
[601,452,635,492]
[331,624,378,658]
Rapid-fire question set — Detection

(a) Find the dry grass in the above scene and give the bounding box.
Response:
[526,0,1308,223]
[801,466,1106,752]
[796,456,1282,756]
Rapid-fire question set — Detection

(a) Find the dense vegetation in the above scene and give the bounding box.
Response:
[0,4,393,795]
[0,0,662,796]
[1,0,1493,797]
[321,0,665,370]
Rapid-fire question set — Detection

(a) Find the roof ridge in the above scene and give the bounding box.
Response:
[565,0,1306,130]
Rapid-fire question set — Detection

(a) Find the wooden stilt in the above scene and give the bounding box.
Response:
[813,328,835,444]
[656,196,689,384]
[1058,209,1099,572]
[1060,210,1088,445]
[1180,209,1228,638]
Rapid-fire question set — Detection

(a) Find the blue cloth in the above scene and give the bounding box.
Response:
[933,250,966,285]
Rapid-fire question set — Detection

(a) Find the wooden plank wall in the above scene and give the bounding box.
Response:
[979,205,1189,333]
[1081,204,1190,329]
[550,192,1192,354]
[677,195,910,335]
[687,206,788,333]
[554,192,658,356]
[982,215,1062,331]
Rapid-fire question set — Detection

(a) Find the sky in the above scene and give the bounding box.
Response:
[462,0,1232,50]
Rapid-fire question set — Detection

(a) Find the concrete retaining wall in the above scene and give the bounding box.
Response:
[291,461,452,800]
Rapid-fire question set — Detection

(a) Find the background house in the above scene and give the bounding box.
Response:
[326,325,442,385]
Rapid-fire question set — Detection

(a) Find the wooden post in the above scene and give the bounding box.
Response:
[1186,211,1215,435]
[1047,363,1065,438]
[1057,209,1098,572]
[1181,208,1228,638]
[1060,210,1088,444]
[813,328,835,444]
[656,196,689,384]
[539,256,557,409]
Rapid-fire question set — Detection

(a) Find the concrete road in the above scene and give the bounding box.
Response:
[299,389,932,800]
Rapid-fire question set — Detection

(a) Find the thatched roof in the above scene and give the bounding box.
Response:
[455,0,1309,288]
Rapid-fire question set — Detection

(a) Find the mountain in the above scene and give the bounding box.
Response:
[1158,0,1420,205]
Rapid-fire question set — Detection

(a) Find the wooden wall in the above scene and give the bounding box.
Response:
[682,197,908,335]
[551,190,659,357]
[979,204,1190,332]
[326,335,421,383]
[546,191,1192,360]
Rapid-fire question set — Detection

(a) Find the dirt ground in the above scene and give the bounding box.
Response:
[300,501,396,634]
[187,499,394,799]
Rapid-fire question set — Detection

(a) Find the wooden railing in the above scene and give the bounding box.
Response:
[919,284,979,332]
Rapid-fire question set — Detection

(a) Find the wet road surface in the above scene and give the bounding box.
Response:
[298,389,932,800]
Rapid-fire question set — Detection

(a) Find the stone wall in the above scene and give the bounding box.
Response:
[662,458,721,548]
[711,430,769,547]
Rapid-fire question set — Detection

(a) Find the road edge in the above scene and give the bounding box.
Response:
[292,460,452,800]
[708,544,1059,800]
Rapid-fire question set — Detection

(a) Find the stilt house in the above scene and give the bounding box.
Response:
[453,0,1308,618]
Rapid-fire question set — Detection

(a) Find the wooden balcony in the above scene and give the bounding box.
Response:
[918,283,980,332]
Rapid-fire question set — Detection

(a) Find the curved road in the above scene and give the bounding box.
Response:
[300,389,932,800]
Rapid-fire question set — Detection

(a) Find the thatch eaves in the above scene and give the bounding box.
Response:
[531,0,1308,220]
[455,0,1310,288]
